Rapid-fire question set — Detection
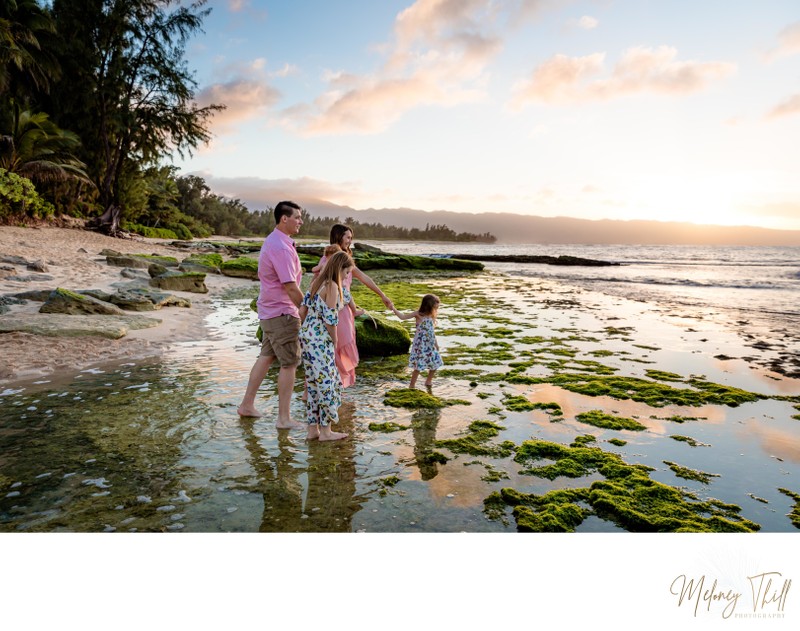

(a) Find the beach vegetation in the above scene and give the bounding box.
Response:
[575,410,647,432]
[0,168,55,220]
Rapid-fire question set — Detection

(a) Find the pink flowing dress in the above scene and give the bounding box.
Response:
[318,255,359,387]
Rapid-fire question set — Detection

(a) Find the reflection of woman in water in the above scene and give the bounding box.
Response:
[313,224,394,388]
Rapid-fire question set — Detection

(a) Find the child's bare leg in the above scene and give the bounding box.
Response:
[425,369,436,387]
[410,369,420,388]
[307,423,320,440]
[319,424,347,441]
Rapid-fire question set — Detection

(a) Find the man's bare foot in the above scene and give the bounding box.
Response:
[319,427,348,441]
[276,419,305,430]
[237,406,262,418]
[425,380,433,387]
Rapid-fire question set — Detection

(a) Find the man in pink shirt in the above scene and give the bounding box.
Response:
[238,201,305,427]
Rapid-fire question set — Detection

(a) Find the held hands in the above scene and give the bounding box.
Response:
[381,295,394,310]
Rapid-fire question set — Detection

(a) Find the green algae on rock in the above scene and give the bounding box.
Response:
[575,410,647,432]
[383,388,470,409]
[435,420,516,458]
[489,438,759,532]
[180,253,223,273]
[571,435,597,447]
[507,373,765,408]
[368,422,408,433]
[663,460,720,484]
[502,394,536,411]
[777,488,800,528]
[355,313,410,357]
[220,256,258,279]
[608,438,627,446]
[670,435,709,447]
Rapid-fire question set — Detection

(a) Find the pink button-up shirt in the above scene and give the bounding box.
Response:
[256,228,302,320]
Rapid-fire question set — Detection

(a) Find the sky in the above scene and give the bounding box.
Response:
[172,0,800,231]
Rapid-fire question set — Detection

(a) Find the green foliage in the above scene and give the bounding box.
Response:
[0,167,55,220]
[120,222,178,240]
[300,213,495,242]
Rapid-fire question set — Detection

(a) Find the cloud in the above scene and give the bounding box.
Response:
[285,0,507,136]
[186,173,365,209]
[509,46,735,108]
[577,15,598,30]
[228,0,248,11]
[195,79,281,131]
[766,93,800,119]
[764,21,800,62]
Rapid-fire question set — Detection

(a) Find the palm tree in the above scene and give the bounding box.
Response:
[0,109,91,186]
[0,0,59,100]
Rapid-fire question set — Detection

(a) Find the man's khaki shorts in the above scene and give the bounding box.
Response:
[259,315,301,366]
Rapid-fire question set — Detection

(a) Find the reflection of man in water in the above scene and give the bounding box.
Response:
[239,417,303,531]
[412,408,442,481]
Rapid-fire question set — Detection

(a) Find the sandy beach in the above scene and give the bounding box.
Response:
[0,225,252,384]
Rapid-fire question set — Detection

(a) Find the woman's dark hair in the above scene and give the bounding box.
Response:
[329,224,353,254]
[274,200,301,224]
[418,294,440,316]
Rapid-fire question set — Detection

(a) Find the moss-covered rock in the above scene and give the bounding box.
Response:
[107,254,178,269]
[575,410,647,432]
[149,271,208,293]
[489,438,760,532]
[355,313,410,357]
[220,256,258,279]
[179,253,223,274]
[383,388,470,409]
[778,488,800,529]
[39,287,126,316]
[368,422,408,433]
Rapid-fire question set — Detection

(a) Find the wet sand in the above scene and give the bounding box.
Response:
[0,225,255,384]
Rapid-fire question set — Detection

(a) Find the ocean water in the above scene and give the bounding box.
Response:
[374,242,800,320]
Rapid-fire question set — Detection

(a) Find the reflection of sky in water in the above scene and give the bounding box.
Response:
[1,281,799,533]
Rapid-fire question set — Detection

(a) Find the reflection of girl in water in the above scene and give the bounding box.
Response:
[313,224,394,388]
[392,294,443,389]
[299,251,353,441]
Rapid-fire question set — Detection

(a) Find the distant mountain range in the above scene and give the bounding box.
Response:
[240,195,800,246]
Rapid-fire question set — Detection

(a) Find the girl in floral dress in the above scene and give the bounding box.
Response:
[299,251,354,441]
[312,225,394,388]
[392,294,443,389]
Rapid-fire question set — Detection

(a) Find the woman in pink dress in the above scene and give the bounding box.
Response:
[313,224,394,387]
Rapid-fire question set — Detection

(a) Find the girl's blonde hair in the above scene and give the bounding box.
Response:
[310,250,353,303]
[323,244,342,257]
[418,294,440,317]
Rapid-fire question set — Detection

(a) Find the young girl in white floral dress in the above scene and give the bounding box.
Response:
[392,294,443,389]
[299,251,354,441]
